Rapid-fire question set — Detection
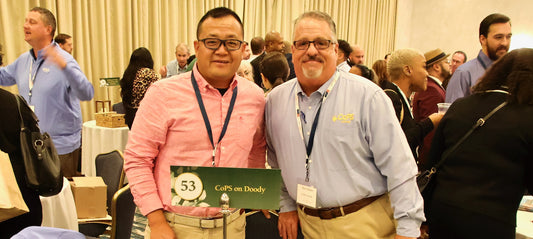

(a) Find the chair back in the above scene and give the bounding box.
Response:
[112,102,126,114]
[110,185,136,239]
[95,150,125,214]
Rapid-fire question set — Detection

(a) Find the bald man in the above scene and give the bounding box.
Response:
[349,44,365,65]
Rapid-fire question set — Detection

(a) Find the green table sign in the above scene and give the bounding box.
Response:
[100,77,120,86]
[170,166,281,210]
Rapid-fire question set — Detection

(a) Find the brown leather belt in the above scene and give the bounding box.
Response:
[299,195,382,220]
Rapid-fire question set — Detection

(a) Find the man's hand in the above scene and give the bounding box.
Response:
[278,211,299,239]
[43,45,67,69]
[147,210,177,239]
[159,65,168,78]
[260,209,271,219]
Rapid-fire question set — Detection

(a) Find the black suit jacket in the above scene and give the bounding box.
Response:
[382,81,434,160]
[250,52,266,87]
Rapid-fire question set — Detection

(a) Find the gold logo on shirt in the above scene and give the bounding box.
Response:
[332,113,354,123]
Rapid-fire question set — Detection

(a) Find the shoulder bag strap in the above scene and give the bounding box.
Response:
[14,95,26,132]
[384,89,404,124]
[432,101,507,170]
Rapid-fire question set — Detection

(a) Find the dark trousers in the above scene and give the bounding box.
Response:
[0,183,42,239]
[428,200,515,239]
[59,147,81,178]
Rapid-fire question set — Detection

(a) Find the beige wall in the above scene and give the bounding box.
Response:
[395,0,533,60]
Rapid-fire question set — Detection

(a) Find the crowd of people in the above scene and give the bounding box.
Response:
[0,5,531,239]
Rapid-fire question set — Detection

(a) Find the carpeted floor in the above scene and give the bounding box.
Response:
[99,207,146,239]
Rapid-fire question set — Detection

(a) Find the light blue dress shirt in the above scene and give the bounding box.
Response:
[266,71,425,237]
[165,59,188,78]
[0,42,94,154]
[336,60,351,73]
[445,50,493,103]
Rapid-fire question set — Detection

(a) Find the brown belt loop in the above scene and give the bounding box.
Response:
[299,194,382,220]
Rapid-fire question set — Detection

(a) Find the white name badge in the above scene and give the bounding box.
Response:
[297,184,317,208]
[29,105,35,112]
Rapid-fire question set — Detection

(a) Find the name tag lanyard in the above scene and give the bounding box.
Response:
[28,59,44,104]
[191,73,238,167]
[295,72,339,182]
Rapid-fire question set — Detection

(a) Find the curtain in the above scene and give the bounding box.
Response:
[0,0,396,121]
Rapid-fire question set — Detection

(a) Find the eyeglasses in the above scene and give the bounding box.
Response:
[199,38,244,51]
[293,39,335,50]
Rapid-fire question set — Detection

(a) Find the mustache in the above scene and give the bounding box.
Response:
[498,45,509,51]
[303,55,324,63]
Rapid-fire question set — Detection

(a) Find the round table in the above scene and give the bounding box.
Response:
[40,177,78,231]
[81,120,129,177]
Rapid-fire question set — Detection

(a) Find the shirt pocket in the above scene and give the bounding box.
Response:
[321,117,360,172]
[227,114,258,152]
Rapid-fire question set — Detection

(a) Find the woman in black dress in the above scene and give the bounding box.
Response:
[426,48,533,239]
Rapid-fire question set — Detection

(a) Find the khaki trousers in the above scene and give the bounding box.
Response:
[297,194,397,239]
[144,212,246,239]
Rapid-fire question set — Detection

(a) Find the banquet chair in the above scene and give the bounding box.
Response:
[110,185,136,239]
[79,150,126,237]
[95,150,126,212]
[112,102,126,114]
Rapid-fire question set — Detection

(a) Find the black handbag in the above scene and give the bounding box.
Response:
[417,101,507,194]
[15,95,63,197]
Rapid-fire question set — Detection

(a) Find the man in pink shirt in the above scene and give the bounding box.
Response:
[124,7,266,239]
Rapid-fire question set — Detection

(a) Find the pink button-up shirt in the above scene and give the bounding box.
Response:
[124,67,266,217]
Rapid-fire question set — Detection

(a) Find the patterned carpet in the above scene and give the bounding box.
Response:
[99,207,146,239]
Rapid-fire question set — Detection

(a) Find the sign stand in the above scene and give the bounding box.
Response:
[219,193,230,239]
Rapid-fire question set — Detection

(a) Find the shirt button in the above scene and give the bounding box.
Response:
[222,146,225,150]
[308,106,312,109]
[307,132,310,136]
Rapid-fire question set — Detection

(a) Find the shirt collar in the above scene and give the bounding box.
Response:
[338,61,348,68]
[478,49,494,68]
[428,75,444,89]
[191,63,239,91]
[295,71,337,98]
[29,41,56,60]
[391,82,414,118]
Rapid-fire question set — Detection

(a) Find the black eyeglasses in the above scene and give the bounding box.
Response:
[293,39,335,50]
[199,38,244,51]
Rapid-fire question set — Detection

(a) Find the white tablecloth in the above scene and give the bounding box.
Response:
[81,120,129,177]
[40,177,78,231]
[518,210,533,239]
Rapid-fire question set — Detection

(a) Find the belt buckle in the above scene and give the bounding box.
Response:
[200,218,216,228]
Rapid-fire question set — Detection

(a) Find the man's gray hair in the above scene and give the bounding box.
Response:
[175,43,190,54]
[293,11,337,42]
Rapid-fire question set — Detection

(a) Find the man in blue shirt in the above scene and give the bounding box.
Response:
[445,13,512,103]
[0,7,94,177]
[159,43,190,78]
[266,11,424,239]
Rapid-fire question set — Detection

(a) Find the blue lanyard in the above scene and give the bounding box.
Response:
[191,73,238,167]
[295,72,339,182]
